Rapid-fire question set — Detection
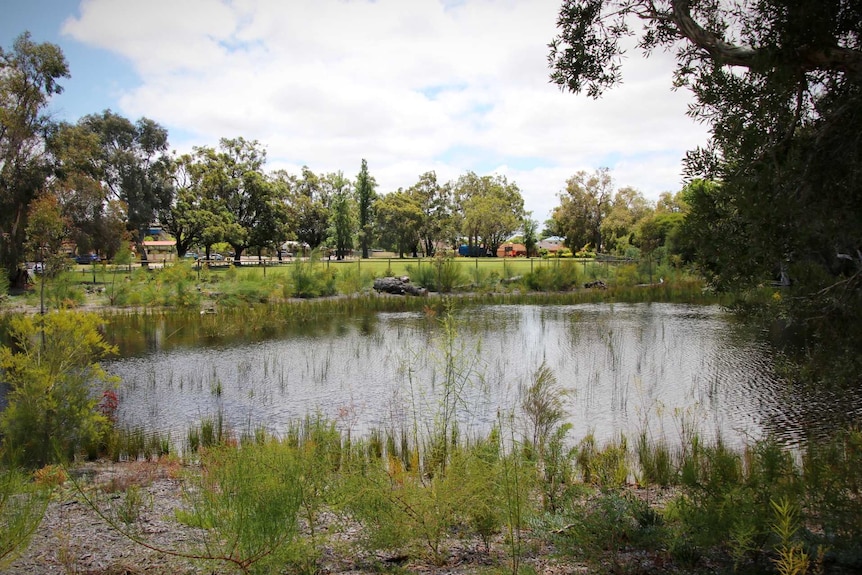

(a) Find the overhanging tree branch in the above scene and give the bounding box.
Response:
[670,0,862,76]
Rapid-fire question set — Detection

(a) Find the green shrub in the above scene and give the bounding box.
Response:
[45,275,85,309]
[178,441,305,574]
[289,255,336,298]
[408,255,465,293]
[523,261,580,291]
[0,467,50,569]
[577,434,629,488]
[0,311,118,467]
[335,265,372,294]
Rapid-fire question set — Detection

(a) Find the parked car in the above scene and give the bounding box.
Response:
[75,254,100,264]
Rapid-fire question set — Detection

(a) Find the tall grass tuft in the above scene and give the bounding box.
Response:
[0,468,50,570]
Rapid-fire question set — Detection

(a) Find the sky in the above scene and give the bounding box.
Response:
[3,0,710,223]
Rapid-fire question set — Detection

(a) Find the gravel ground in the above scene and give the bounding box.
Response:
[5,460,590,575]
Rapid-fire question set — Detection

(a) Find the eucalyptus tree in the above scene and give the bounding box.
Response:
[277,167,330,250]
[49,122,126,259]
[157,154,229,258]
[409,171,453,257]
[600,186,651,255]
[456,172,525,257]
[195,137,284,265]
[374,188,422,258]
[78,110,173,266]
[549,0,862,377]
[0,32,69,286]
[355,158,377,259]
[550,168,613,252]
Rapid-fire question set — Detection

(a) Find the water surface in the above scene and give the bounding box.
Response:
[105,303,862,448]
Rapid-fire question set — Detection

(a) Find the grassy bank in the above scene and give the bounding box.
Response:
[4,255,729,315]
[5,415,861,575]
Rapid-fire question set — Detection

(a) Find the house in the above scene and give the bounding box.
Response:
[496,243,527,257]
[537,236,565,255]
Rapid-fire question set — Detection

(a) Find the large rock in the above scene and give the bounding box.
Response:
[373,276,427,296]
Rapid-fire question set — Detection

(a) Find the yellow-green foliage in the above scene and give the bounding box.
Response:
[0,468,50,570]
[178,442,304,574]
[0,311,118,467]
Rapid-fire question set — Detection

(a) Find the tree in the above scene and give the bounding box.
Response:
[600,186,650,254]
[409,171,453,257]
[549,0,862,380]
[327,172,355,260]
[0,32,69,287]
[374,189,422,258]
[158,154,229,258]
[456,172,525,257]
[278,167,330,251]
[522,216,539,258]
[355,159,377,259]
[49,123,127,259]
[550,168,613,252]
[78,111,173,266]
[195,138,279,265]
[24,192,67,276]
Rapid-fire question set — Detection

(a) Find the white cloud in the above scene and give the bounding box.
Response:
[61,0,709,221]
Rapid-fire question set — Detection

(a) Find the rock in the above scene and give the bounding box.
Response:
[584,280,608,289]
[373,276,427,296]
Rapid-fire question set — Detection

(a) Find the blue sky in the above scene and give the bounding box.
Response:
[3,0,709,222]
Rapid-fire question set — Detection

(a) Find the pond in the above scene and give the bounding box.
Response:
[104,303,862,449]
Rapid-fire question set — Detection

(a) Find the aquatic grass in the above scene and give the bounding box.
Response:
[636,432,677,487]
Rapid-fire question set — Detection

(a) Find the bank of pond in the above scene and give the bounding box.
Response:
[2,292,862,573]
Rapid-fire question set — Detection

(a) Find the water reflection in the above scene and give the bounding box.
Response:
[103,303,862,448]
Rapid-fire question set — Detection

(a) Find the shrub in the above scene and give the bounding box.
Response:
[178,441,305,573]
[0,311,118,467]
[0,467,50,570]
[408,255,465,293]
[288,255,336,298]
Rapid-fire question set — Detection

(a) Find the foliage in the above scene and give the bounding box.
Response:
[456,172,525,257]
[549,168,613,251]
[355,159,377,259]
[544,489,665,571]
[374,187,422,257]
[408,254,465,293]
[326,172,355,260]
[636,432,676,487]
[0,32,69,288]
[522,261,580,291]
[549,0,862,385]
[179,441,304,574]
[0,467,50,570]
[278,167,330,251]
[521,361,567,458]
[78,110,174,264]
[0,310,118,467]
[409,171,454,257]
[288,252,337,298]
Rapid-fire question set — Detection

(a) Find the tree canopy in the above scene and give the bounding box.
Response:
[0,32,69,286]
[550,1,862,381]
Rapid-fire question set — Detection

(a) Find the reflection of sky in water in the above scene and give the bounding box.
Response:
[104,303,862,450]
